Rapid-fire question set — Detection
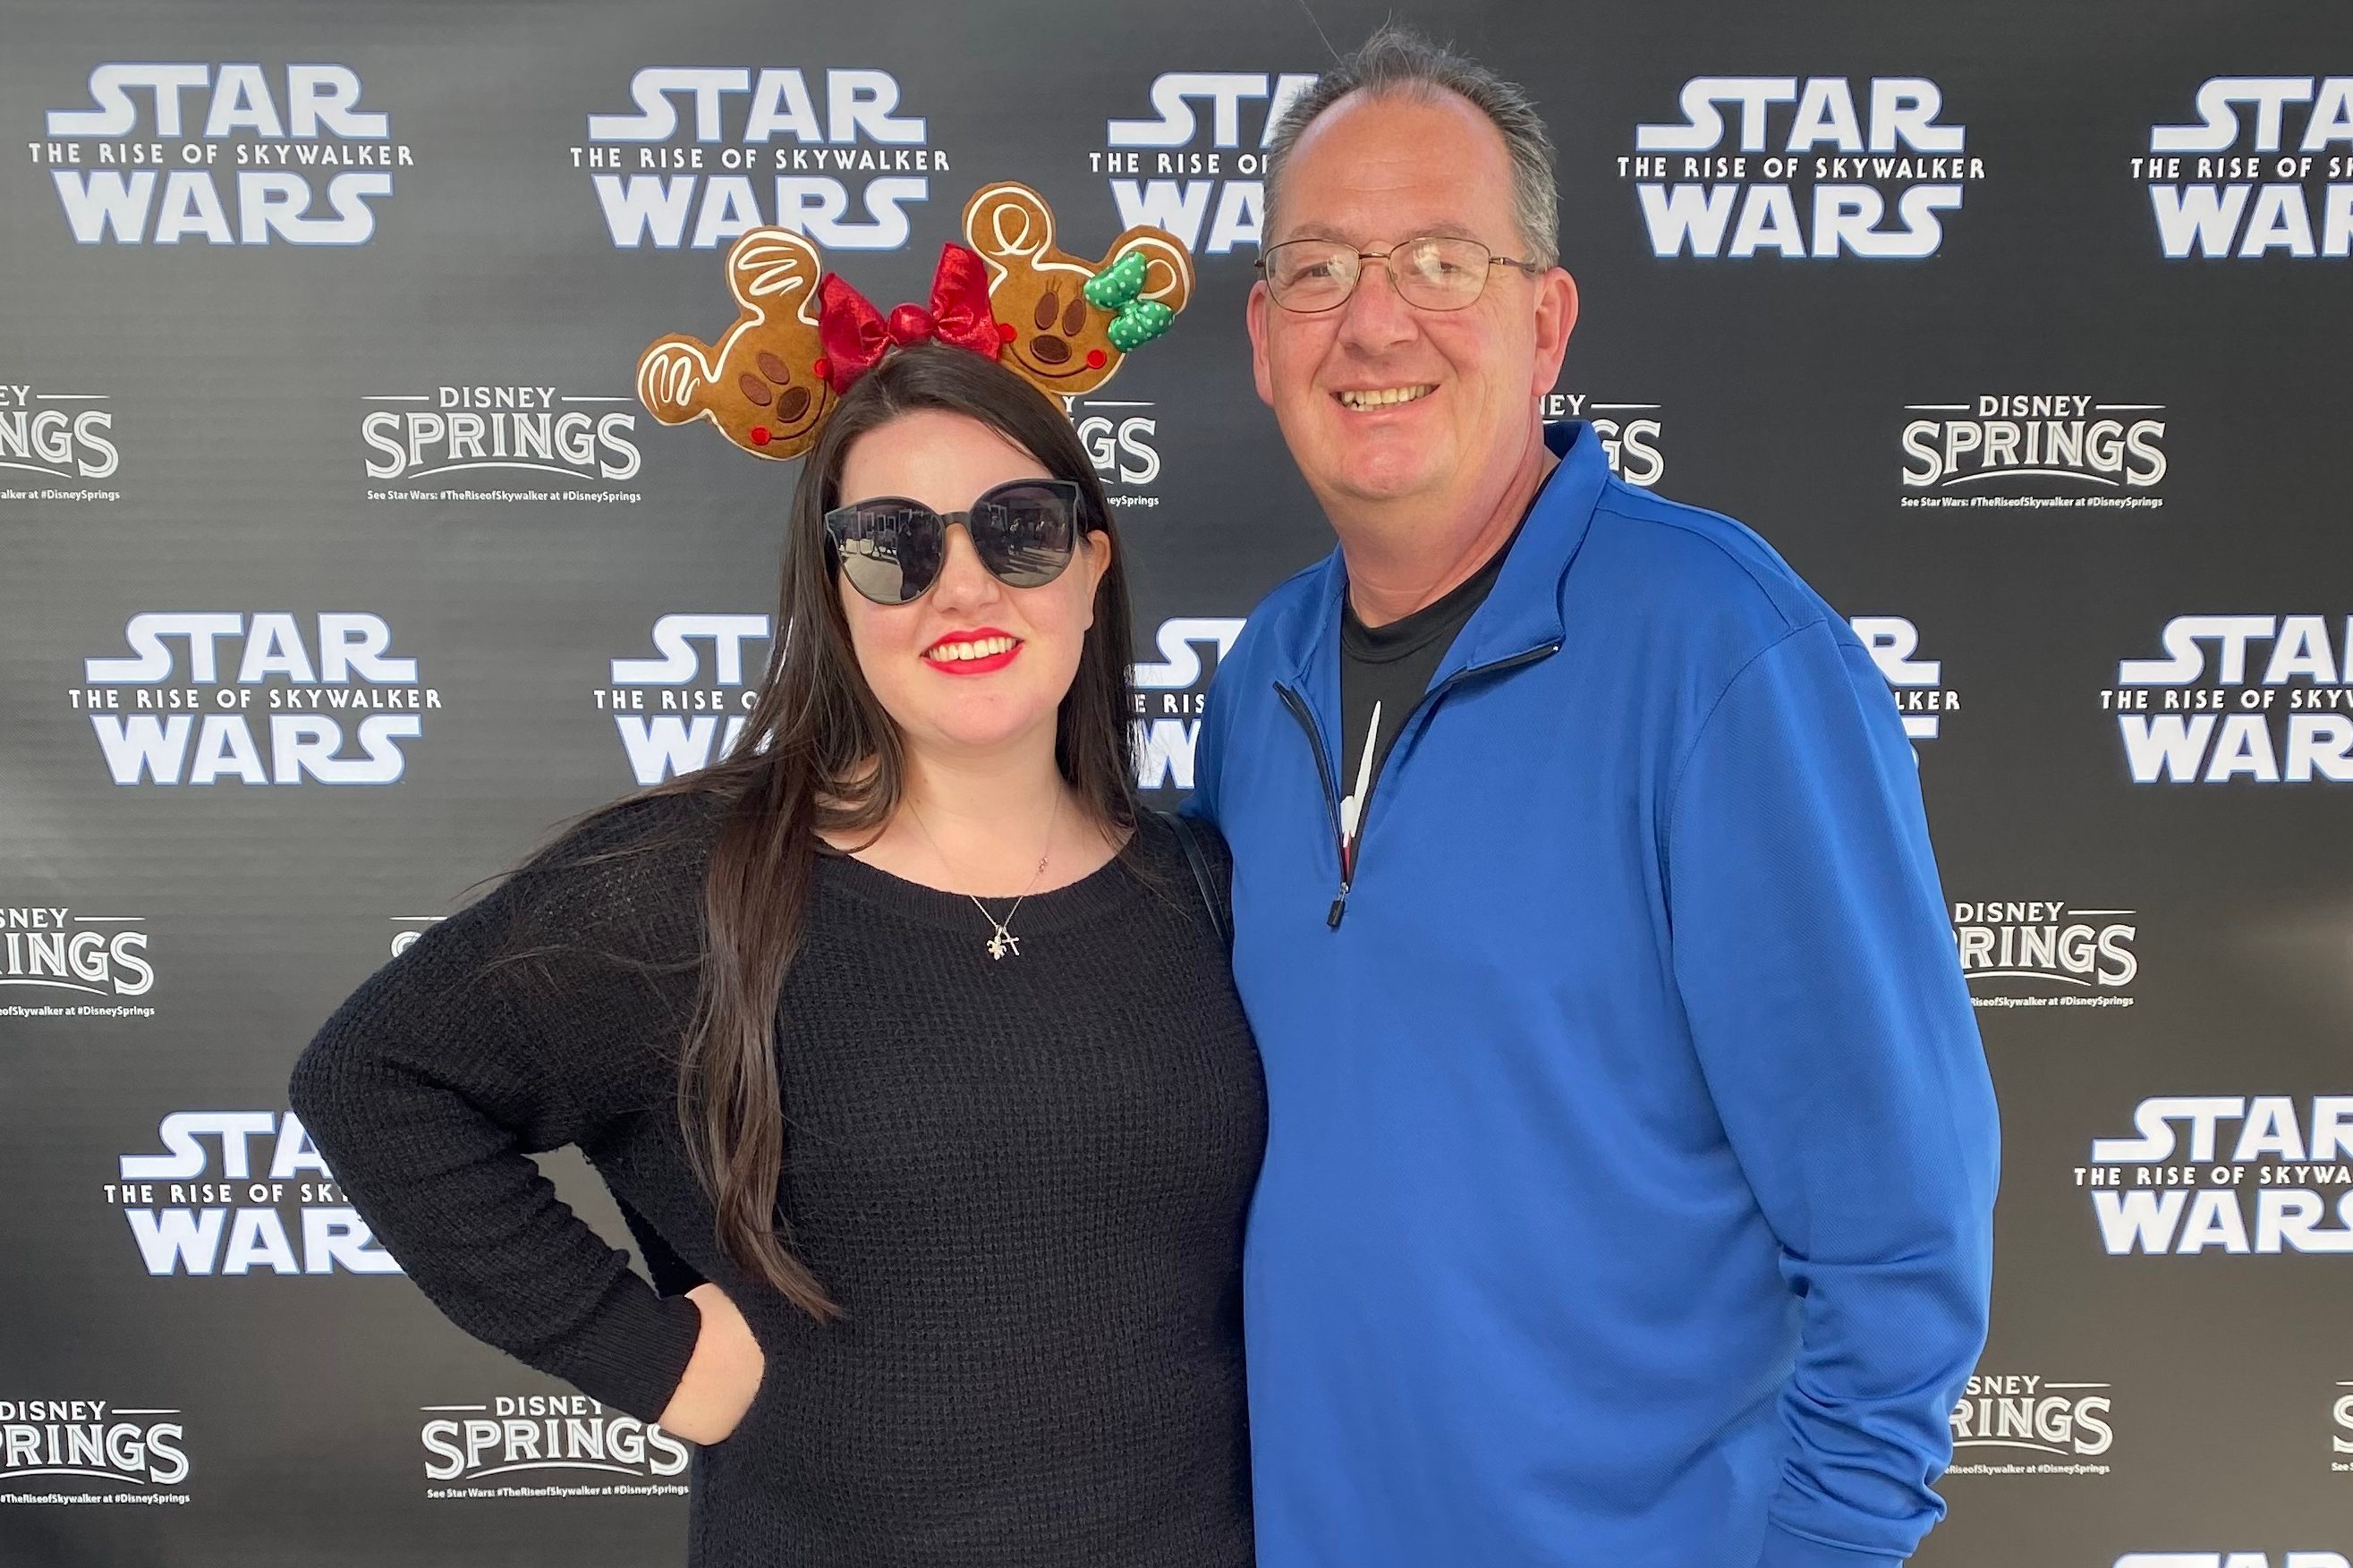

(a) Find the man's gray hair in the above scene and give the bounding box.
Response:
[1263,20,1560,267]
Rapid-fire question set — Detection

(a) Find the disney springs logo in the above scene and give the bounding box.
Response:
[361,384,641,502]
[1950,902,2136,1009]
[420,1394,686,1498]
[1075,398,1162,503]
[0,382,118,497]
[1946,1373,2113,1476]
[1899,394,2166,509]
[1543,394,1664,487]
[0,906,154,1016]
[0,1401,190,1501]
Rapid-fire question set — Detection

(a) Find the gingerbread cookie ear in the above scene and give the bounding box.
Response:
[962,181,1059,274]
[635,226,837,462]
[960,181,1195,403]
[1103,227,1195,316]
[726,228,827,310]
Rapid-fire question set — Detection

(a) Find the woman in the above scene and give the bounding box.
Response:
[288,340,1264,1566]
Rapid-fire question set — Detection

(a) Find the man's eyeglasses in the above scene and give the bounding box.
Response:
[822,477,1082,606]
[1254,234,1546,314]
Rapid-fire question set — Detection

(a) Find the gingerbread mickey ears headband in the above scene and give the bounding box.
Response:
[635,180,1196,462]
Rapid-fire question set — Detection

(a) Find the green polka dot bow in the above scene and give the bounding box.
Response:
[1083,248,1175,352]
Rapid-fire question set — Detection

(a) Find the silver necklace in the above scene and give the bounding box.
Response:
[904,789,1061,960]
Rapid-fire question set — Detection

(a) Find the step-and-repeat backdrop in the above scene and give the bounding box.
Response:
[4,1,2349,1564]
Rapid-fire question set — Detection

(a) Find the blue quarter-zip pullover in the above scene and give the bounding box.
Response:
[1186,419,2000,1568]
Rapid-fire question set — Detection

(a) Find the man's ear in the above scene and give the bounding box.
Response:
[1531,267,1579,396]
[1245,279,1276,409]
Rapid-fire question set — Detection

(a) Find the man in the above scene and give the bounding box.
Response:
[1184,23,2000,1568]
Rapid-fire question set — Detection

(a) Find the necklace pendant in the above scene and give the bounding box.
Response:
[987,928,1021,960]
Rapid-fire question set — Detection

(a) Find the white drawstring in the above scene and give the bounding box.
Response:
[1338,700,1381,860]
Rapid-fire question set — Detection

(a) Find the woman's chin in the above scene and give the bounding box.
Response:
[905,706,1058,759]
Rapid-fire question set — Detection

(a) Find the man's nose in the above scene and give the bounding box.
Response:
[1333,255,1419,355]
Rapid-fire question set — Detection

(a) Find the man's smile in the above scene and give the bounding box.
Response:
[1333,383,1438,411]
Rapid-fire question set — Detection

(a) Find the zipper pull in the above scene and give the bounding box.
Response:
[1328,840,1356,928]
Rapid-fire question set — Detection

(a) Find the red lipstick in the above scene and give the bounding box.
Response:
[922,627,1024,675]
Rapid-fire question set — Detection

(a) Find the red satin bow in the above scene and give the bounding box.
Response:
[816,242,1003,394]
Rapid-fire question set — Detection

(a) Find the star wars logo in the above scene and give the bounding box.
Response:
[1134,618,1244,793]
[420,1394,688,1498]
[577,67,945,250]
[106,1110,400,1276]
[602,614,774,784]
[361,385,641,501]
[1849,615,1956,755]
[32,64,407,245]
[2081,1097,2353,1256]
[2117,1556,2349,1567]
[2103,615,2353,784]
[1627,77,1983,259]
[2136,77,2353,259]
[0,906,154,1016]
[0,382,118,498]
[1951,903,2136,1009]
[1075,397,1162,504]
[1946,1373,2114,1473]
[0,1400,190,1502]
[1900,395,2166,509]
[1544,395,1664,487]
[1094,72,1318,255]
[75,613,440,785]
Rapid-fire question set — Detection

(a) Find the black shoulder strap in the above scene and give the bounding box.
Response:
[1163,809,1230,954]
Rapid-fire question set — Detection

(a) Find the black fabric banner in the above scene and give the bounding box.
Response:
[4,3,2349,1563]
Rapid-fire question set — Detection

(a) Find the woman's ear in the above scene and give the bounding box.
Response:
[1082,527,1113,628]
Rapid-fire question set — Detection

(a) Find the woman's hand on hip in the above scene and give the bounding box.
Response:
[656,1282,765,1445]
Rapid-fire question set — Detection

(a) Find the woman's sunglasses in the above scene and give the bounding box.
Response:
[821,477,1083,606]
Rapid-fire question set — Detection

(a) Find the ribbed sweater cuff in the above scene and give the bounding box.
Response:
[540,1273,706,1427]
[1756,1522,1905,1568]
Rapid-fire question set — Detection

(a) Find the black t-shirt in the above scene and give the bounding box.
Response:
[1336,483,1546,868]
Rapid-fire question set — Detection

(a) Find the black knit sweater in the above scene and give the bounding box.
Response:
[287,791,1264,1567]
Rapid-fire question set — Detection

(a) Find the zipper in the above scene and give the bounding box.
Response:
[1274,681,1352,928]
[1275,637,1563,931]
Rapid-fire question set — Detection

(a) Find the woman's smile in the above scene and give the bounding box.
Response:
[922,628,1024,674]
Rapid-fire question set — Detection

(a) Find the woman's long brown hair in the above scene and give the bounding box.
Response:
[480,342,1140,1320]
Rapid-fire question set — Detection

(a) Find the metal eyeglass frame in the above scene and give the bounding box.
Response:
[1253,234,1547,313]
